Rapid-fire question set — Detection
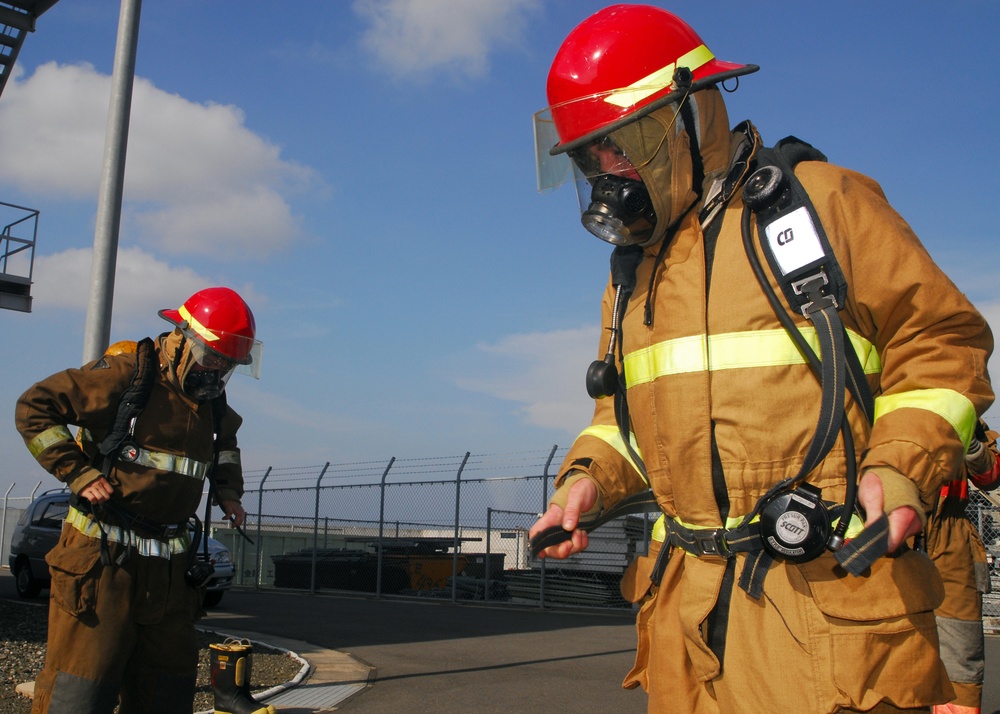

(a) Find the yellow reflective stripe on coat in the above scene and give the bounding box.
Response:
[27,425,75,458]
[66,506,190,559]
[874,389,978,450]
[623,327,880,386]
[577,424,646,484]
[128,448,212,481]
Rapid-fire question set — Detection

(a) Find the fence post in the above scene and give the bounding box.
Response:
[310,462,331,594]
[451,452,472,602]
[485,507,493,602]
[539,444,558,608]
[253,467,271,589]
[0,482,14,568]
[376,457,397,598]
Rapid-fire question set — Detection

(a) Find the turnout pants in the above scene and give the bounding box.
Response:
[31,525,203,714]
[925,500,989,711]
[620,541,952,713]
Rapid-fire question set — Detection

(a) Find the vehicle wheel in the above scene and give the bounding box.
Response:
[15,561,42,599]
[202,590,224,608]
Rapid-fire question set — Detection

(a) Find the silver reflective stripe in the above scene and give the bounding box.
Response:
[217,449,240,466]
[66,506,190,559]
[28,425,74,458]
[129,448,211,481]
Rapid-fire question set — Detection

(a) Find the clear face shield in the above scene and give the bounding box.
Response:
[182,329,263,402]
[534,88,683,246]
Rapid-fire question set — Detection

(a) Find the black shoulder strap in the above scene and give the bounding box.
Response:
[752,138,875,425]
[98,337,157,461]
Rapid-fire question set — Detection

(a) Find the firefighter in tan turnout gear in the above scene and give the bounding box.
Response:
[928,420,1000,714]
[15,287,267,714]
[529,5,993,713]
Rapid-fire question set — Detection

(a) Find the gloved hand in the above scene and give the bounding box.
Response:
[529,472,601,559]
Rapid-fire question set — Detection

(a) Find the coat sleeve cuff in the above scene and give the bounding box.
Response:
[213,488,242,505]
[864,466,927,529]
[548,471,603,519]
[65,466,104,495]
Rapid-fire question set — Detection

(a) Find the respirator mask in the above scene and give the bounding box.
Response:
[561,136,655,247]
[581,173,657,246]
[180,339,237,402]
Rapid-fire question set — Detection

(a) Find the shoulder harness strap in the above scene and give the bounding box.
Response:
[98,337,157,463]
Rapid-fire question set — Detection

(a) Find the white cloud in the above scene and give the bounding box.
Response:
[353,0,539,79]
[455,324,598,435]
[31,245,263,330]
[0,62,317,258]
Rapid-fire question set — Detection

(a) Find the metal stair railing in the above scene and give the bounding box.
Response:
[0,1,61,98]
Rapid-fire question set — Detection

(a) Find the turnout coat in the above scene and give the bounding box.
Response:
[13,332,246,711]
[558,122,994,713]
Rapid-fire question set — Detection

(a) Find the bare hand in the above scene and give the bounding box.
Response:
[528,478,599,559]
[220,499,245,528]
[80,477,114,505]
[856,471,922,552]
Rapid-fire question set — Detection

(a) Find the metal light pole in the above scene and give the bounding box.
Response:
[81,0,141,364]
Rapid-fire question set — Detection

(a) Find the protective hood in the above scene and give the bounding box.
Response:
[158,328,214,404]
[609,86,732,248]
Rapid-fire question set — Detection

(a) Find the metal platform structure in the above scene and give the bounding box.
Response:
[0,200,38,312]
[0,0,58,97]
[0,1,59,312]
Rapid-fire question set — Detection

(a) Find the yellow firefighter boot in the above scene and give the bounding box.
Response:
[209,639,277,714]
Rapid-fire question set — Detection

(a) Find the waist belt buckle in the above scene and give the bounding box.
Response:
[162,523,181,539]
[694,529,731,558]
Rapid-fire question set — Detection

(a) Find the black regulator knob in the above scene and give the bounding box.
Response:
[759,483,832,563]
[742,165,786,211]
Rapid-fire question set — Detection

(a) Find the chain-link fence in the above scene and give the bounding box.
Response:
[211,448,656,610]
[4,452,1000,618]
[971,491,1000,627]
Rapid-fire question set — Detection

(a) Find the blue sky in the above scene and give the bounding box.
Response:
[1,1,999,498]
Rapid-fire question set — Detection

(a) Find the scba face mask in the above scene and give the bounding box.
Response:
[183,368,232,402]
[537,115,669,247]
[581,173,657,246]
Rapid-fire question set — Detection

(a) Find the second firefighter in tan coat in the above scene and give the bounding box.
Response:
[530,5,993,714]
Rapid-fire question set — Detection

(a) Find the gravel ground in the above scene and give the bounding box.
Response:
[0,600,303,713]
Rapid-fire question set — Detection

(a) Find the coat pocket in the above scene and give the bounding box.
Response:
[794,550,951,709]
[45,529,103,617]
[622,579,658,692]
[967,525,990,595]
[620,541,662,604]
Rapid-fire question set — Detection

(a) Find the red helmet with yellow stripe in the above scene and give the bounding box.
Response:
[159,287,260,374]
[540,4,758,158]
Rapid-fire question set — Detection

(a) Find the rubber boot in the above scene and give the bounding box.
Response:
[210,639,277,714]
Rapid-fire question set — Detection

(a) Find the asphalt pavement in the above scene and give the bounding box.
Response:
[3,570,999,713]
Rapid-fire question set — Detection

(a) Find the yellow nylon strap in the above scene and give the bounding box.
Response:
[28,425,74,458]
[178,304,220,344]
[874,389,978,450]
[576,424,646,484]
[624,327,880,386]
[604,45,715,108]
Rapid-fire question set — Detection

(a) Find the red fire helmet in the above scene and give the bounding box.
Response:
[159,287,258,367]
[544,4,758,155]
